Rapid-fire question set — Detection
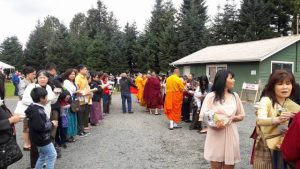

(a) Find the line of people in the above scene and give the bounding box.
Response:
[0,63,116,169]
[134,72,164,115]
[1,66,300,169]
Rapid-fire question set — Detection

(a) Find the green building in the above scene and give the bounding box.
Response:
[171,35,300,101]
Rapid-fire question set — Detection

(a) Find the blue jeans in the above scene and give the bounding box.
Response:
[121,93,132,113]
[36,143,57,169]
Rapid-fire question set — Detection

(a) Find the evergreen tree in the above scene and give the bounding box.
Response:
[46,24,72,72]
[122,22,138,73]
[135,34,151,73]
[69,13,90,67]
[85,0,123,73]
[265,0,291,36]
[109,31,127,74]
[238,0,274,41]
[209,5,224,45]
[210,0,239,44]
[23,21,47,70]
[177,0,208,58]
[158,1,179,72]
[24,16,71,71]
[0,36,23,70]
[144,0,178,73]
[86,1,108,39]
[286,0,300,34]
[86,35,110,71]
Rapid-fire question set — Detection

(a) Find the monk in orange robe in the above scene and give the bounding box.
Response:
[164,69,185,129]
[135,73,143,102]
[139,74,149,107]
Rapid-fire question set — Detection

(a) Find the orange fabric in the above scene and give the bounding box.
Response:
[135,76,143,101]
[164,91,183,123]
[164,74,184,123]
[165,74,185,92]
[139,78,147,107]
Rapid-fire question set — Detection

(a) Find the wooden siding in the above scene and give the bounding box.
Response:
[259,43,300,86]
[228,62,259,93]
[190,65,206,77]
[179,62,259,93]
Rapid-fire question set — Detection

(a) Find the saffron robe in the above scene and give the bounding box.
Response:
[164,74,184,123]
[139,78,147,107]
[135,76,143,101]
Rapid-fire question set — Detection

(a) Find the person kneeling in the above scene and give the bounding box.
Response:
[25,87,58,169]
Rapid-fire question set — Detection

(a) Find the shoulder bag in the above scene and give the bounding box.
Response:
[0,137,23,168]
[70,93,80,113]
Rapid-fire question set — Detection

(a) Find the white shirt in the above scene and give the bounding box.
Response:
[22,83,58,118]
[63,80,77,96]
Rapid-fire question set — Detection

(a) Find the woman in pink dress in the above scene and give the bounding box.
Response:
[199,69,245,169]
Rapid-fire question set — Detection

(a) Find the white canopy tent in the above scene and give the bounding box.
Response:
[0,61,15,69]
[0,61,15,78]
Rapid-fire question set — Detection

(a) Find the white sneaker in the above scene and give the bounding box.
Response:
[169,120,174,130]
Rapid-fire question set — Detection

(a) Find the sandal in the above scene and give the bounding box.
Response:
[198,128,208,134]
[67,138,77,143]
[23,147,31,151]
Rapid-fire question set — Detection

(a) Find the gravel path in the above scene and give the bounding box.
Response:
[6,94,256,169]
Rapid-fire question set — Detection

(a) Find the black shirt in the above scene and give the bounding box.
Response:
[90,80,103,102]
[0,106,13,145]
[119,77,136,94]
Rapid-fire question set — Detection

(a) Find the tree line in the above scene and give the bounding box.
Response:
[0,0,299,74]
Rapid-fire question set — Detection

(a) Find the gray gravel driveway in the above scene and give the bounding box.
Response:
[6,94,255,169]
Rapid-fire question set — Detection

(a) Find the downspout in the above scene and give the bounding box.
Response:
[297,41,298,72]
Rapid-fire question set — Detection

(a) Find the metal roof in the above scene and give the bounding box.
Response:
[171,35,300,66]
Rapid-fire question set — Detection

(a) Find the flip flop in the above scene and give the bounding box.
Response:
[23,147,31,151]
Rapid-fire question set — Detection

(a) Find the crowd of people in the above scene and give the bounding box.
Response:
[0,64,300,169]
[0,63,118,169]
[133,68,300,169]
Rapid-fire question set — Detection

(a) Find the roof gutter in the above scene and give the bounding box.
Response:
[260,38,300,61]
[171,59,261,66]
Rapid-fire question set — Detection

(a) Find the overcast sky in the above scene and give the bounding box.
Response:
[0,0,234,46]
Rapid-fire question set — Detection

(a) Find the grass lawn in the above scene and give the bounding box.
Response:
[5,82,15,98]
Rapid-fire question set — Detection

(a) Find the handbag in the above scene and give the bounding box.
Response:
[0,137,23,168]
[70,99,80,113]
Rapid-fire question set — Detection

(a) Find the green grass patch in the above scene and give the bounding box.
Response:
[5,82,15,98]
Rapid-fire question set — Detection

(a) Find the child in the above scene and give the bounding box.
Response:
[25,87,58,169]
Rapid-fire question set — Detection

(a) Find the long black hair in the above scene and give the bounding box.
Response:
[199,75,209,93]
[211,69,235,103]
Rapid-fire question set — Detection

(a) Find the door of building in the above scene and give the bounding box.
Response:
[206,64,227,82]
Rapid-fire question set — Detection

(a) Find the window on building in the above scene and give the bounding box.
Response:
[206,64,227,82]
[183,66,191,76]
[271,61,294,73]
